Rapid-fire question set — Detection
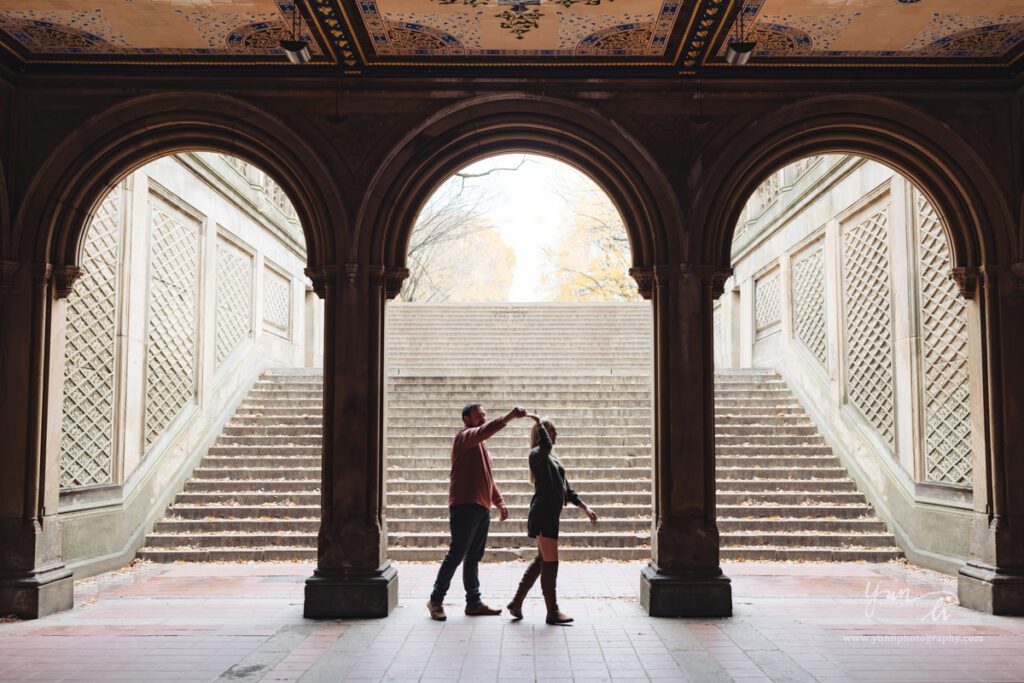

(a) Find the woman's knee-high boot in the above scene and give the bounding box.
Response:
[540,561,573,624]
[507,555,543,620]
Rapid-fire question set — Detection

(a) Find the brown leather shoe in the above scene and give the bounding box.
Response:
[427,600,446,621]
[464,602,502,616]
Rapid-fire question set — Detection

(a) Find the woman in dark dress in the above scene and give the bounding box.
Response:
[506,415,598,624]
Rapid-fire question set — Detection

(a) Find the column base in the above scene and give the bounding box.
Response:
[640,562,732,617]
[0,564,74,619]
[304,563,398,619]
[958,562,1024,615]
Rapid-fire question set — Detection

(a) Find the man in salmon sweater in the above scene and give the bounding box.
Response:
[427,403,528,620]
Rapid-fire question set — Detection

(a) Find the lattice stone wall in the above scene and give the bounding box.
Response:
[916,192,972,486]
[755,271,781,332]
[713,302,725,367]
[842,205,896,449]
[264,268,291,335]
[144,200,199,451]
[791,245,827,366]
[61,186,123,488]
[215,239,253,365]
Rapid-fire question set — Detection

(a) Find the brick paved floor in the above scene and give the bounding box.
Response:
[1,561,1022,682]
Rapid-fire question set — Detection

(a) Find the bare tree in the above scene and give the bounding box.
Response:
[402,157,526,302]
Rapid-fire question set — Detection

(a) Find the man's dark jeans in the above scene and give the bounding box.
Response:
[429,503,491,606]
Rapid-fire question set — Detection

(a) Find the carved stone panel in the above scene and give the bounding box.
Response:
[144,198,199,451]
[791,243,827,367]
[263,267,291,338]
[215,238,253,365]
[915,191,972,487]
[61,185,123,488]
[842,205,896,450]
[754,269,781,335]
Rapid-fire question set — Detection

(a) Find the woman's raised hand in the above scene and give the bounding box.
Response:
[525,412,541,422]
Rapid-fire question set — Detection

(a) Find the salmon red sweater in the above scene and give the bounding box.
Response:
[448,418,507,509]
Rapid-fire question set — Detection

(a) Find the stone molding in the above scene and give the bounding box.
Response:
[628,267,653,299]
[0,260,18,291]
[52,265,83,299]
[32,262,52,286]
[642,264,733,299]
[383,267,409,300]
[950,266,979,300]
[305,265,337,299]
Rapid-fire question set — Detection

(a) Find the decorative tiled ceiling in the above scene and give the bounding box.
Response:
[1,0,1023,72]
[712,0,1024,66]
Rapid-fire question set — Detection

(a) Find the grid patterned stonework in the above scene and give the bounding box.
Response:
[61,186,122,488]
[144,200,199,451]
[842,205,896,450]
[263,269,291,334]
[215,239,253,365]
[792,245,827,366]
[916,192,972,487]
[755,271,782,331]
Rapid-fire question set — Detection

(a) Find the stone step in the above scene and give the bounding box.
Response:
[720,547,903,562]
[208,445,321,456]
[387,375,652,385]
[385,435,653,447]
[389,467,648,481]
[715,479,858,493]
[716,491,869,505]
[385,479,651,493]
[386,491,651,506]
[216,436,322,446]
[183,480,320,493]
[715,466,848,479]
[716,454,839,467]
[191,467,319,480]
[717,518,889,533]
[717,504,875,518]
[720,531,896,548]
[385,455,650,468]
[137,548,319,562]
[168,505,321,519]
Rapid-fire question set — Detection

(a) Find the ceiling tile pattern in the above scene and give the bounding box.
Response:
[1,0,1023,71]
[715,0,1024,64]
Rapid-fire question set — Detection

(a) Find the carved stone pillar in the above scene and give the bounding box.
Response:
[0,261,74,618]
[303,264,398,618]
[637,264,733,617]
[958,265,1024,615]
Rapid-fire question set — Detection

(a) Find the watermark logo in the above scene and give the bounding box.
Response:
[863,581,957,622]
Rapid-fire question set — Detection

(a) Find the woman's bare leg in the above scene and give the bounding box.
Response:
[537,535,558,562]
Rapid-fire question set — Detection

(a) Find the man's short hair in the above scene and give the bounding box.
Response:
[462,403,482,419]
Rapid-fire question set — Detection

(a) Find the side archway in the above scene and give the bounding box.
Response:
[691,95,1011,279]
[693,95,1024,615]
[14,92,344,273]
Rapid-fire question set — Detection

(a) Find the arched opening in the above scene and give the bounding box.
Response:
[56,151,324,575]
[713,153,978,574]
[383,152,654,578]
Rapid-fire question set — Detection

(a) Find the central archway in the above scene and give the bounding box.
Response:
[343,95,735,619]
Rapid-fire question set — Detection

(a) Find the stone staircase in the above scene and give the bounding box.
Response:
[138,303,901,563]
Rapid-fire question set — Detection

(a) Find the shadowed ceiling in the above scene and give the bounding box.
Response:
[1,0,1023,73]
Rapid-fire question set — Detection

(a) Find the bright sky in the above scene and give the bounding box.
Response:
[441,153,608,301]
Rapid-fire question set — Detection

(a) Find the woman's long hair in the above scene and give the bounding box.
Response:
[529,419,560,485]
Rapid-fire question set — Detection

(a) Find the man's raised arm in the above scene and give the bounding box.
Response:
[456,406,527,448]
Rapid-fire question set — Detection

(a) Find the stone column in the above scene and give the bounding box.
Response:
[957,265,1024,615]
[303,264,406,618]
[0,261,75,618]
[634,264,733,617]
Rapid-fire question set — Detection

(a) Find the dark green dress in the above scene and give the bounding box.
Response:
[527,425,583,540]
